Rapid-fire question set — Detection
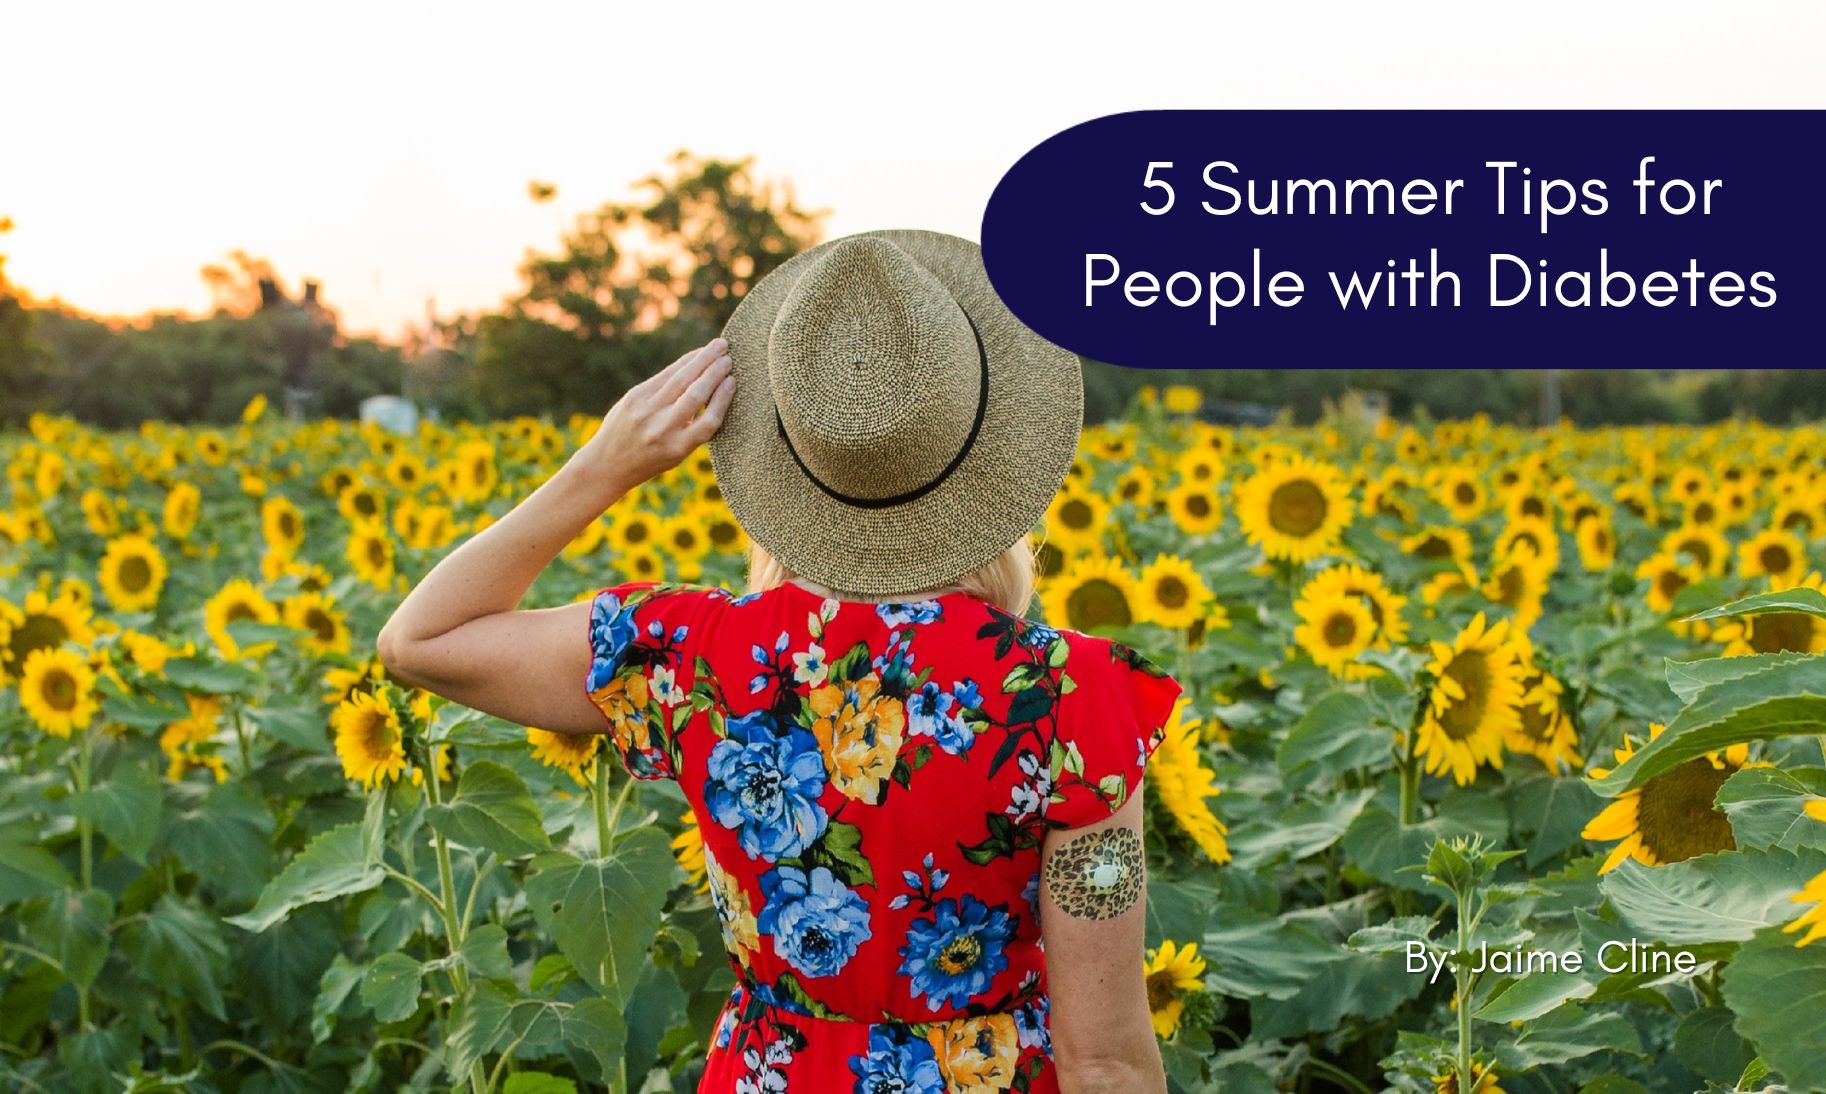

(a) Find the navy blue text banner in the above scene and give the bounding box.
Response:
[979,110,1823,369]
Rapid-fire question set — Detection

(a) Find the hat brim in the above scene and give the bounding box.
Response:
[709,228,1083,597]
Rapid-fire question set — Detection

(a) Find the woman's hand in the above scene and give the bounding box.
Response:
[579,336,735,486]
[375,334,736,734]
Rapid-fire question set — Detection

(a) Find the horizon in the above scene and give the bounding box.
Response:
[5,0,1821,341]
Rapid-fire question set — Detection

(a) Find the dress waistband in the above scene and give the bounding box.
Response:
[724,972,1047,1033]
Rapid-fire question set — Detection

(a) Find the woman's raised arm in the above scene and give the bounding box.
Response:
[375,337,734,733]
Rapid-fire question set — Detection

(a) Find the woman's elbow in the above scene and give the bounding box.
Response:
[374,621,421,684]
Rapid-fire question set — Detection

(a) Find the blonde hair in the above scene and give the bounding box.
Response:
[746,533,1036,617]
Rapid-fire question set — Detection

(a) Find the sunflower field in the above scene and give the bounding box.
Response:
[3,391,1826,1094]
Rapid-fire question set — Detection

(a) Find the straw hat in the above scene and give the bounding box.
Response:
[710,228,1083,597]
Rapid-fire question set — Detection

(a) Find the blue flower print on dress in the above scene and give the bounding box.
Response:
[898,893,1016,1011]
[1014,995,1052,1055]
[906,680,976,755]
[755,863,873,979]
[1018,619,1060,650]
[876,600,943,628]
[585,592,641,692]
[705,711,828,861]
[848,1023,946,1094]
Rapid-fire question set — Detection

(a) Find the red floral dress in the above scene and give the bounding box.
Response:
[584,579,1182,1094]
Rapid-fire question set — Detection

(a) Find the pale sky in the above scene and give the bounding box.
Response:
[5,0,1821,339]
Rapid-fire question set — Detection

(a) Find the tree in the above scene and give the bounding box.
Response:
[0,216,54,425]
[466,152,825,418]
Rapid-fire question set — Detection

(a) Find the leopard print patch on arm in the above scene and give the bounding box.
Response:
[1043,826,1144,920]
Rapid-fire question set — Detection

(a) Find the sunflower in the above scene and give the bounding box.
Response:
[81,489,121,536]
[1785,870,1826,948]
[526,726,600,785]
[203,579,280,661]
[618,545,667,583]
[1147,697,1230,863]
[1,589,95,682]
[1432,1061,1505,1094]
[1636,552,1702,614]
[337,483,386,525]
[1661,524,1730,577]
[120,630,190,675]
[1668,466,1711,505]
[1573,514,1617,572]
[1504,636,1580,773]
[1414,613,1525,786]
[1402,526,1476,574]
[1135,555,1217,630]
[1293,589,1376,677]
[332,689,410,789]
[1433,467,1487,522]
[1045,488,1110,554]
[97,534,169,613]
[1480,549,1551,632]
[1173,447,1225,486]
[347,520,396,588]
[448,440,499,502]
[1164,481,1223,537]
[1773,499,1821,541]
[1235,455,1354,563]
[162,481,202,540]
[672,809,709,893]
[1042,556,1139,632]
[283,592,351,656]
[1113,466,1157,511]
[1142,940,1207,1039]
[1736,527,1808,588]
[385,451,428,492]
[18,647,99,738]
[262,496,306,556]
[657,514,711,576]
[159,693,222,753]
[605,503,661,555]
[1493,515,1561,574]
[1301,563,1410,650]
[1710,573,1826,656]
[1581,723,1748,872]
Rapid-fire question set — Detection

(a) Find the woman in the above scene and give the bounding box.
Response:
[378,229,1183,1093]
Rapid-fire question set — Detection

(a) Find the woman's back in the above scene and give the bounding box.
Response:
[583,578,1181,1092]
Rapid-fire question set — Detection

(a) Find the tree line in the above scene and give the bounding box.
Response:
[1,165,1820,430]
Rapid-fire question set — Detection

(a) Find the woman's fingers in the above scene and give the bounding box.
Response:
[687,373,737,441]
[676,351,732,417]
[654,336,727,404]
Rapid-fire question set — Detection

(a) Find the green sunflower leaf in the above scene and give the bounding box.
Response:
[1720,925,1826,1089]
[1682,586,1826,623]
[1600,847,1825,944]
[426,760,551,858]
[1584,656,1826,797]
[224,821,384,932]
[1716,765,1826,851]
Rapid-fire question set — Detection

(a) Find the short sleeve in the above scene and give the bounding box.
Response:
[583,581,713,782]
[1044,633,1184,830]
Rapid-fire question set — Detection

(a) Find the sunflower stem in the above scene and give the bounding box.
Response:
[604,764,636,844]
[1455,886,1475,1094]
[231,700,252,775]
[74,724,93,891]
[592,748,612,854]
[424,758,487,1094]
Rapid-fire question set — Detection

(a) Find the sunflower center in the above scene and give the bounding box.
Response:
[1267,479,1327,536]
[1066,578,1133,630]
[1438,651,1492,741]
[1656,568,1688,600]
[1676,538,1713,569]
[226,603,256,625]
[118,555,153,592]
[41,668,79,712]
[1034,542,1065,578]
[366,538,387,568]
[1323,612,1359,648]
[1413,536,1452,560]
[1494,564,1525,605]
[1454,482,1477,505]
[280,512,299,539]
[1759,545,1793,574]
[1521,497,1546,517]
[1060,499,1093,530]
[626,522,651,545]
[707,519,739,548]
[1183,494,1212,519]
[359,709,399,756]
[1750,613,1814,654]
[305,610,337,642]
[1145,969,1180,1011]
[1634,758,1737,863]
[12,615,70,664]
[1691,501,1716,524]
[1155,576,1189,610]
[354,494,378,518]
